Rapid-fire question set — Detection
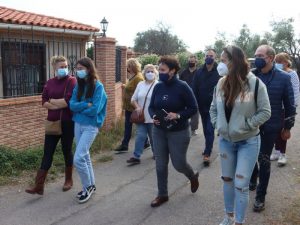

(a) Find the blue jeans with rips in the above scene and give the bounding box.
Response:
[74,123,98,192]
[219,135,260,224]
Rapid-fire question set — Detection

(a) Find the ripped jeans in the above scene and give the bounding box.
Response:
[219,135,260,224]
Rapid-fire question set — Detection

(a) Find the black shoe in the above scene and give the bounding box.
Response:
[76,185,96,198]
[253,199,265,212]
[144,143,151,149]
[78,185,95,204]
[114,145,128,153]
[249,182,257,191]
[126,157,140,165]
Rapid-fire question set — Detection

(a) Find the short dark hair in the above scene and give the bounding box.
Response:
[158,55,180,74]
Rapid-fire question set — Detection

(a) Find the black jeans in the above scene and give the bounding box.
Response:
[199,110,215,156]
[251,131,278,201]
[40,120,74,170]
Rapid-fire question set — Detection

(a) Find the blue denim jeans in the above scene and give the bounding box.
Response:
[199,110,214,156]
[74,123,98,192]
[219,135,260,224]
[133,123,153,159]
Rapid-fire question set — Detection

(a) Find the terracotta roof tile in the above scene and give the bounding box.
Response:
[0,6,99,32]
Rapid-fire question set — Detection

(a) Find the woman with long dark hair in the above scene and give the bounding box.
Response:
[210,46,271,225]
[70,57,107,204]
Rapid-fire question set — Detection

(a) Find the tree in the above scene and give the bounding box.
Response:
[206,32,228,57]
[270,18,300,75]
[133,23,187,55]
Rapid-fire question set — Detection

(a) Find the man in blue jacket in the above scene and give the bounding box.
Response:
[193,49,220,166]
[251,45,296,212]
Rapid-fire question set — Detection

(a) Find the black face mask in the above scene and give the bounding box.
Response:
[188,62,196,68]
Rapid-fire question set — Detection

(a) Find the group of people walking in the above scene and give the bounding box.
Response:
[25,43,298,225]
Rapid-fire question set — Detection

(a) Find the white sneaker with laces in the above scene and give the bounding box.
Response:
[278,153,287,166]
[191,130,198,136]
[270,150,280,161]
[219,214,235,225]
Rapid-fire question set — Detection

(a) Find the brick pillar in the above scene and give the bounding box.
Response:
[94,37,116,129]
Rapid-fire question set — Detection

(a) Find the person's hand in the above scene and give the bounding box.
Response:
[166,112,178,120]
[121,83,126,89]
[88,102,92,107]
[281,129,291,140]
[153,115,160,125]
[135,107,143,115]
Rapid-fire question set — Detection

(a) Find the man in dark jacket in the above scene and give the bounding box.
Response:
[251,45,296,212]
[179,55,199,136]
[193,49,220,166]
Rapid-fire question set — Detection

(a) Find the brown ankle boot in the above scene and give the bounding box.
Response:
[25,169,48,195]
[190,171,199,193]
[62,166,73,192]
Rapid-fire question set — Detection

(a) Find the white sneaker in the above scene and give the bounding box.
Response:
[270,150,280,161]
[219,215,235,225]
[278,154,287,166]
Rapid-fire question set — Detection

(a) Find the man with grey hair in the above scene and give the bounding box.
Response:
[179,55,199,136]
[251,45,296,212]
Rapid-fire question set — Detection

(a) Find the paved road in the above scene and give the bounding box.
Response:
[0,118,299,225]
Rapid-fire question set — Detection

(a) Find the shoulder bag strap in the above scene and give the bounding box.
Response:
[141,82,155,112]
[254,78,259,108]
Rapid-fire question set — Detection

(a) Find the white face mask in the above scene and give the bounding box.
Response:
[217,62,229,76]
[145,72,155,81]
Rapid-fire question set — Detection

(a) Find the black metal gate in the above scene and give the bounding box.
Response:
[115,46,122,82]
[1,41,46,97]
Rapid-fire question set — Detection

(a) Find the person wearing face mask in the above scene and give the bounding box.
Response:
[210,45,271,225]
[148,56,199,207]
[193,49,221,166]
[126,64,159,165]
[249,45,296,212]
[114,58,145,153]
[26,56,77,195]
[269,52,299,166]
[179,55,199,136]
[70,57,107,204]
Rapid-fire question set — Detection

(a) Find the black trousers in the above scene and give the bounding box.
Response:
[251,131,278,201]
[40,120,74,170]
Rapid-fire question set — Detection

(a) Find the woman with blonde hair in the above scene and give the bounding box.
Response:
[126,64,158,165]
[26,56,77,195]
[270,52,300,165]
[114,58,144,153]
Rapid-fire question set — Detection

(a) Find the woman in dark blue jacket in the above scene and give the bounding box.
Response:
[148,55,199,207]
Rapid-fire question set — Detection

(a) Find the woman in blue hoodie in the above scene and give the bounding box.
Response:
[70,57,107,204]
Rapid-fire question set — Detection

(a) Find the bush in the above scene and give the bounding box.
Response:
[137,54,160,69]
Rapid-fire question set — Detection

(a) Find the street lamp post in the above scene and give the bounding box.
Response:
[100,17,108,37]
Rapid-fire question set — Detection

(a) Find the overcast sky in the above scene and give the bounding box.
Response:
[2,0,300,53]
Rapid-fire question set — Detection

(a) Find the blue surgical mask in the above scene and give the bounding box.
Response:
[57,68,68,77]
[159,73,169,82]
[275,63,284,70]
[146,72,155,81]
[205,57,214,65]
[76,70,87,79]
[254,57,267,69]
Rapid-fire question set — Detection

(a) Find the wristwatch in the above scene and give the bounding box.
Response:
[176,113,181,119]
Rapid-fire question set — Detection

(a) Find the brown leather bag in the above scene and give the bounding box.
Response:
[130,82,155,124]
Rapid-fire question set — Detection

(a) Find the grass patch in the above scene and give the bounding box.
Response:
[0,119,124,186]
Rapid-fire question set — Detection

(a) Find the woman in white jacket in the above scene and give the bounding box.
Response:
[210,45,271,225]
[126,64,158,165]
